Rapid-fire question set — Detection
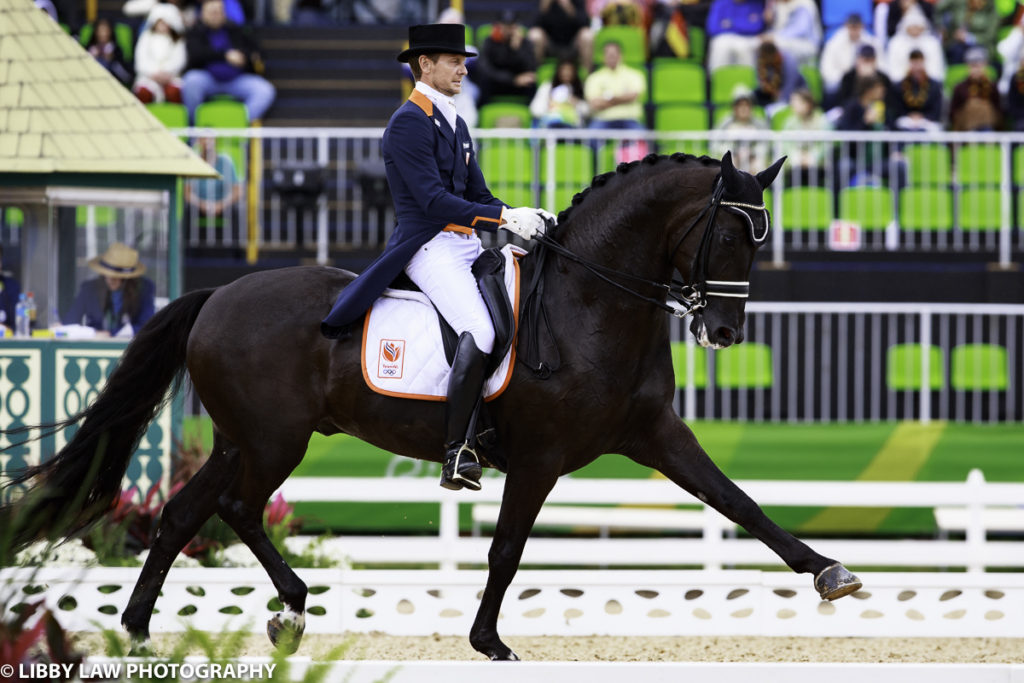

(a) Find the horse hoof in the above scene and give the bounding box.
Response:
[267,609,306,654]
[814,562,862,601]
[489,649,520,661]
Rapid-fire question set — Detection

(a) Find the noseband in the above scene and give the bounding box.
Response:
[532,175,767,319]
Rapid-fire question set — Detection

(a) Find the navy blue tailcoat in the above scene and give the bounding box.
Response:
[322,89,506,329]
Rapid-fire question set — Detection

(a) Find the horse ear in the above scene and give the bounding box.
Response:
[756,156,787,190]
[720,150,742,191]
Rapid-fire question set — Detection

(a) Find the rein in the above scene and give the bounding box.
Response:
[518,176,766,378]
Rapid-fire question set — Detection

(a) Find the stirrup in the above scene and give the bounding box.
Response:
[440,443,482,492]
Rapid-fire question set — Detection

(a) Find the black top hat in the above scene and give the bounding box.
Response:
[397,24,473,63]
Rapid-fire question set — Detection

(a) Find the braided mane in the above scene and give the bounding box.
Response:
[555,152,722,224]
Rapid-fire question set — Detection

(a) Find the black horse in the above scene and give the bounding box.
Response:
[1,152,860,660]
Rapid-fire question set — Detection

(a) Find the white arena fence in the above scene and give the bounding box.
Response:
[271,470,1024,574]
[4,129,1019,265]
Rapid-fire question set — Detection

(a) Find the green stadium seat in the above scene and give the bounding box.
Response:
[710,65,756,104]
[79,21,135,62]
[2,207,24,229]
[670,341,708,388]
[479,102,532,128]
[715,342,773,389]
[594,25,647,67]
[905,144,952,185]
[688,26,706,62]
[770,106,792,131]
[75,206,116,227]
[899,187,953,230]
[540,143,594,185]
[655,103,708,130]
[951,344,1009,390]
[886,344,945,390]
[958,188,1002,230]
[491,183,535,208]
[957,144,1001,186]
[478,140,534,185]
[146,102,188,129]
[554,185,582,213]
[468,24,478,47]
[839,186,894,231]
[651,59,706,104]
[781,186,833,230]
[195,100,249,128]
[799,64,823,103]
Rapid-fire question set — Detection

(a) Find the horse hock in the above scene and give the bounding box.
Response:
[267,607,306,653]
[814,563,862,601]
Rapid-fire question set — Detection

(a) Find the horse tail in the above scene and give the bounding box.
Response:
[0,288,217,553]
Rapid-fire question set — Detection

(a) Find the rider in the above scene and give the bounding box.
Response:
[321,23,552,492]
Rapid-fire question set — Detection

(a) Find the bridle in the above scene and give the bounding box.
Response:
[519,174,769,377]
[531,175,769,319]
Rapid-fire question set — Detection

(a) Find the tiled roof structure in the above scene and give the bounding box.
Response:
[0,0,216,177]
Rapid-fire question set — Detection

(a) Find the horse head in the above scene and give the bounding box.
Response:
[684,151,784,349]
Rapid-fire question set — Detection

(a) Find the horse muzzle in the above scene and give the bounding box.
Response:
[690,314,744,349]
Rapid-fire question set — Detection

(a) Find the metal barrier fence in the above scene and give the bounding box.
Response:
[671,302,1024,423]
[3,129,1021,264]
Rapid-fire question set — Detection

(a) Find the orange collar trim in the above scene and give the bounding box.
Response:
[409,89,433,116]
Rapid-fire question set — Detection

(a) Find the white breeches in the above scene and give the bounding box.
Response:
[405,231,495,354]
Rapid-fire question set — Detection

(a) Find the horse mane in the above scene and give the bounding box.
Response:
[555,152,722,225]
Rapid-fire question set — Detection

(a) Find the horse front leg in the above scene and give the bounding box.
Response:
[628,411,861,600]
[469,460,560,661]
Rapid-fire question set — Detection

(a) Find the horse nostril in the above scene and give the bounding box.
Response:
[715,327,735,343]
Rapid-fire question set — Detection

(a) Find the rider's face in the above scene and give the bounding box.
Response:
[422,54,467,97]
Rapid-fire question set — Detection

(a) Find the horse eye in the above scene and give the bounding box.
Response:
[721,234,737,245]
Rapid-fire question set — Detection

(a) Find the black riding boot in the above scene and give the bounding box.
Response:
[440,332,488,491]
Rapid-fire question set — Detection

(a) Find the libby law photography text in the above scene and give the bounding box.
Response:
[7,661,277,680]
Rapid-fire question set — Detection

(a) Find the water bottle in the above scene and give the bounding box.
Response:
[25,291,36,331]
[14,293,28,338]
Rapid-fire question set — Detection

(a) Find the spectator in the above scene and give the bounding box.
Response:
[876,0,936,45]
[763,0,822,66]
[584,41,647,130]
[820,14,883,107]
[436,7,480,127]
[837,74,888,131]
[1005,53,1024,130]
[949,46,1000,130]
[86,17,133,87]
[781,88,830,184]
[753,39,805,116]
[713,85,769,171]
[0,245,22,334]
[530,58,589,127]
[182,0,276,123]
[835,45,892,116]
[64,243,156,336]
[889,48,943,132]
[650,0,706,59]
[477,11,538,105]
[706,0,764,70]
[184,136,244,224]
[528,0,595,72]
[836,75,889,184]
[997,15,1024,96]
[886,4,946,83]
[133,3,187,103]
[934,0,997,64]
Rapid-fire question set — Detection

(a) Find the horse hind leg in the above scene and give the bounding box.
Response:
[214,438,310,654]
[628,411,861,600]
[121,432,240,651]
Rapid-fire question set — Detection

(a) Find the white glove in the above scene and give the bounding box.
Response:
[501,206,546,240]
[535,208,557,225]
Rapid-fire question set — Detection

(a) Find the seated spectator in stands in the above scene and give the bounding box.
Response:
[706,0,764,70]
[934,0,997,65]
[753,39,805,117]
[949,46,1001,130]
[477,11,538,105]
[86,17,133,87]
[781,88,830,184]
[837,74,888,132]
[820,14,883,108]
[886,4,946,83]
[584,41,647,130]
[650,0,706,60]
[592,0,646,26]
[0,245,22,335]
[836,76,889,185]
[528,0,595,72]
[875,0,936,46]
[713,86,769,170]
[889,48,943,132]
[64,243,156,337]
[1005,54,1024,130]
[763,0,821,66]
[133,4,187,103]
[997,15,1024,97]
[530,58,589,127]
[124,0,198,30]
[184,136,244,223]
[182,0,276,123]
[834,45,892,118]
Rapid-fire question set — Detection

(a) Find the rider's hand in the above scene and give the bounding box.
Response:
[534,208,557,226]
[501,207,546,240]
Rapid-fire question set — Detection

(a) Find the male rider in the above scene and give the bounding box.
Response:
[321,24,552,492]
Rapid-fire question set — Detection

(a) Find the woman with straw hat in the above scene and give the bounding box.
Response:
[65,243,156,336]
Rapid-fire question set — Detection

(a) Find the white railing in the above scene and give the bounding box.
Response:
[275,470,1024,574]
[670,301,1024,423]
[141,127,1024,265]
